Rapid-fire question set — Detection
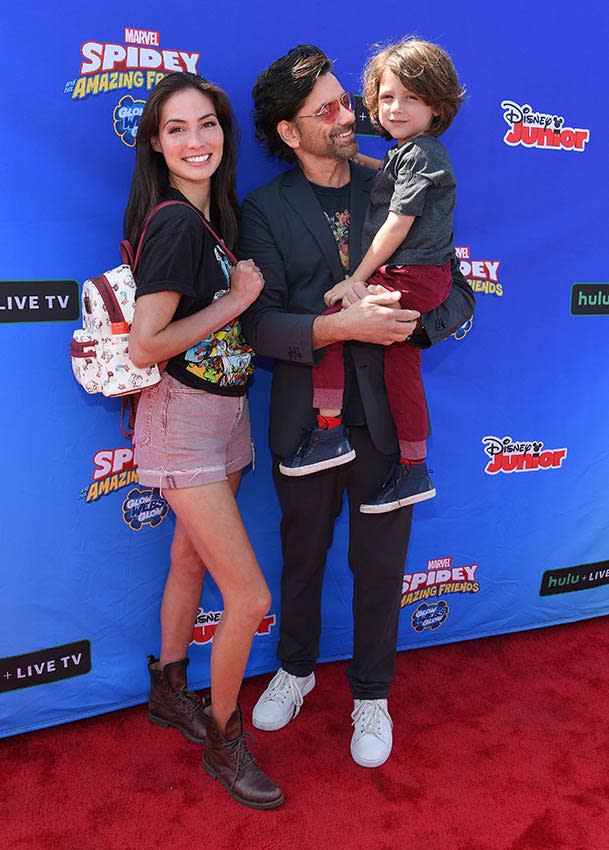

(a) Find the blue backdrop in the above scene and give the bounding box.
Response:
[2,0,608,738]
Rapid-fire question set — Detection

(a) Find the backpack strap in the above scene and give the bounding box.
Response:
[119,239,135,267]
[121,395,139,440]
[131,200,238,272]
[91,273,129,334]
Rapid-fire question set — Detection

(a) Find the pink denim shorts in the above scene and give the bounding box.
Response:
[134,372,253,490]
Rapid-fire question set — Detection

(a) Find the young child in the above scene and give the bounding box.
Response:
[279,37,465,514]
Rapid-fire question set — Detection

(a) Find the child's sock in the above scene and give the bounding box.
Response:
[317,413,342,430]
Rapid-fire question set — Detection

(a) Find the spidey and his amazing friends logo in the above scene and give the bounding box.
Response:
[65,29,199,99]
[82,447,139,502]
[81,448,168,530]
[456,246,503,298]
[64,28,200,146]
[402,557,480,632]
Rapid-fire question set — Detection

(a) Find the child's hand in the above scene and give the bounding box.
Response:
[324,278,355,307]
[351,152,383,171]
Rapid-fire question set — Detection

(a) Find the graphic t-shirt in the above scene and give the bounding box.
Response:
[135,189,253,396]
[310,182,351,274]
[309,179,365,426]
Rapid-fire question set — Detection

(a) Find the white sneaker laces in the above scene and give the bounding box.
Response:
[351,700,393,740]
[263,669,306,716]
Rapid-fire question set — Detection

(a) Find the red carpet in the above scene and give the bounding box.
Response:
[3,615,609,850]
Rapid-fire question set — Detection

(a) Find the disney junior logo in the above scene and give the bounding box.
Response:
[113,95,144,146]
[122,487,168,530]
[191,609,276,645]
[501,100,589,152]
[482,435,568,475]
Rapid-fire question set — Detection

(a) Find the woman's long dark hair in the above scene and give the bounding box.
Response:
[123,72,239,250]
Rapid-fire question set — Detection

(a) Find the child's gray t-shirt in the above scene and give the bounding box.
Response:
[362,135,456,266]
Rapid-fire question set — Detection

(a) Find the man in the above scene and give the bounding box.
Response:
[240,45,474,768]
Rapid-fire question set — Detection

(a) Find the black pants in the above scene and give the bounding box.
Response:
[273,426,412,700]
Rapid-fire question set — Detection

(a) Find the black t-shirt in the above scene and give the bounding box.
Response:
[309,180,365,427]
[135,188,253,396]
[310,182,352,275]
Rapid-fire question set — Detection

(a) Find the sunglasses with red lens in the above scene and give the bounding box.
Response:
[295,92,354,124]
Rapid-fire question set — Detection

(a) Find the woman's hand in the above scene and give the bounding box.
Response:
[229,259,265,310]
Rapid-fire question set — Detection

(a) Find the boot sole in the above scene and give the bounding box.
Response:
[359,487,436,514]
[148,713,205,745]
[202,759,284,810]
[279,450,356,477]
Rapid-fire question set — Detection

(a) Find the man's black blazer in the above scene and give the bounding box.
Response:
[240,162,475,458]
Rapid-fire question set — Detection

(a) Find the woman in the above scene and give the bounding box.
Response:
[125,72,282,810]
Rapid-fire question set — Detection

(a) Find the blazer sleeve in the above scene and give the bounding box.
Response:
[239,191,317,366]
[415,254,475,348]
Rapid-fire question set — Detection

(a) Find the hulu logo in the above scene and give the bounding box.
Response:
[540,560,609,596]
[571,283,609,315]
[578,290,609,306]
[547,572,579,589]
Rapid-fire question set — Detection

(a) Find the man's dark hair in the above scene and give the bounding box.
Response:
[252,45,332,162]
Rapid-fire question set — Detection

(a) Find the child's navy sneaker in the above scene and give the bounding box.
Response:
[279,425,356,477]
[360,462,436,513]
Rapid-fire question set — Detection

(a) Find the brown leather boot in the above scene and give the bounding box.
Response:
[147,655,207,744]
[202,705,284,809]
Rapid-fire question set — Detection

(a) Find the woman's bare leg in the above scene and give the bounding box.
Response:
[159,518,206,666]
[159,472,241,665]
[163,472,271,733]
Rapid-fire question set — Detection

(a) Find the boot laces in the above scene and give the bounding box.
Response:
[292,427,314,458]
[224,732,258,787]
[381,462,403,491]
[174,688,201,718]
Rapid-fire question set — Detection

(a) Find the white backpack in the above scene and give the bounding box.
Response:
[70,262,161,397]
[70,201,236,398]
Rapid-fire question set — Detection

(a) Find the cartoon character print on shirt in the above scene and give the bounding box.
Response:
[184,244,254,387]
[323,209,351,272]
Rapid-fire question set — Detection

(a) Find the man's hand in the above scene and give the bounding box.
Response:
[341,281,406,309]
[336,291,420,345]
[313,285,420,349]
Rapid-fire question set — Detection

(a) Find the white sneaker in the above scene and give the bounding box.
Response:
[252,668,316,731]
[350,699,393,768]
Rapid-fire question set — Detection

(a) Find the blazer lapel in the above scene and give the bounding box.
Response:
[281,167,346,283]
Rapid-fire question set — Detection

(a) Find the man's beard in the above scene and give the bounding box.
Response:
[328,129,358,160]
[297,122,358,161]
